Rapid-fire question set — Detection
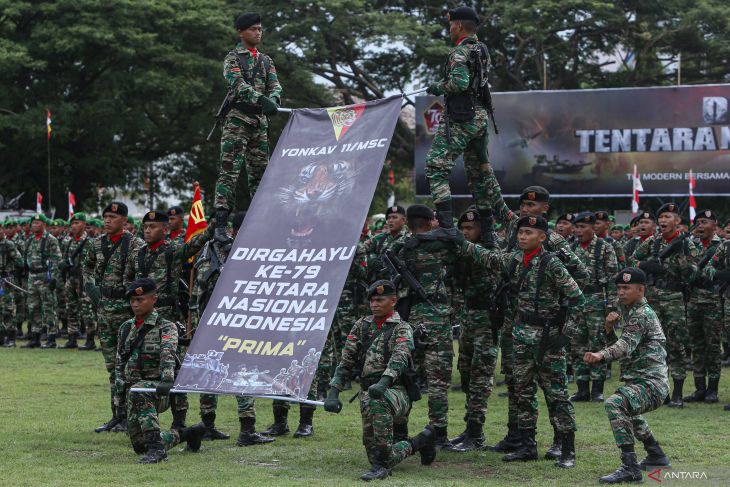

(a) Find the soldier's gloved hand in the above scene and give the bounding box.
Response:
[426,83,442,96]
[638,260,665,275]
[48,279,57,291]
[85,283,101,305]
[324,388,342,413]
[156,381,174,395]
[367,376,392,400]
[714,269,730,284]
[258,96,279,116]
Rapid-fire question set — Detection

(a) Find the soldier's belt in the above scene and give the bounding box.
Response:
[583,284,606,294]
[232,102,263,115]
[100,286,126,299]
[653,279,684,292]
[518,311,561,328]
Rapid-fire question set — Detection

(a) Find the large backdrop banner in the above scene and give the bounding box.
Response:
[415,84,730,197]
[175,96,403,402]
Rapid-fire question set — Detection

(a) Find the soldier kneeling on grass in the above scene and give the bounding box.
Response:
[116,277,206,463]
[324,280,436,481]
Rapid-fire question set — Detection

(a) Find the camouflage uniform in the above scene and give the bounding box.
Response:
[425,34,491,210]
[214,43,282,209]
[0,236,21,336]
[116,311,182,452]
[701,238,730,381]
[62,233,94,337]
[570,235,618,383]
[12,231,29,335]
[601,298,668,447]
[56,234,69,333]
[24,231,61,335]
[330,312,415,468]
[83,231,144,415]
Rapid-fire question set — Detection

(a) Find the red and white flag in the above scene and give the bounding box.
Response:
[68,192,76,217]
[36,192,43,214]
[46,109,52,140]
[631,164,643,215]
[689,169,697,223]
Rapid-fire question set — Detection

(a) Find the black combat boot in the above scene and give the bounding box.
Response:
[502,428,538,462]
[170,407,187,431]
[111,408,128,433]
[0,330,5,346]
[544,425,562,460]
[95,404,120,433]
[61,333,78,349]
[556,431,576,468]
[213,208,232,244]
[704,378,719,404]
[447,415,469,448]
[139,431,167,464]
[236,417,275,446]
[684,376,706,402]
[570,380,590,402]
[22,332,41,348]
[591,380,605,402]
[639,436,671,470]
[41,334,57,349]
[409,425,436,465]
[79,333,96,350]
[261,405,290,436]
[434,201,455,230]
[667,378,684,408]
[179,423,207,452]
[393,422,409,443]
[4,329,15,347]
[201,412,230,441]
[599,451,642,484]
[445,420,484,452]
[360,465,391,481]
[293,406,314,438]
[432,426,453,449]
[16,323,26,340]
[489,421,522,453]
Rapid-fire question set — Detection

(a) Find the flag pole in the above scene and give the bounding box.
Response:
[46,123,51,216]
[186,181,200,341]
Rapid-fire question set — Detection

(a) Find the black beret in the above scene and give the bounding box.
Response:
[232,211,246,230]
[235,12,261,31]
[594,210,610,222]
[637,210,655,222]
[143,210,169,224]
[556,213,574,224]
[386,205,406,217]
[516,215,548,232]
[458,208,480,227]
[126,277,157,298]
[656,203,679,218]
[367,280,397,299]
[574,211,596,224]
[614,267,646,285]
[103,201,128,217]
[448,6,480,24]
[520,185,550,203]
[630,215,642,227]
[167,206,183,217]
[695,209,716,222]
[406,204,434,220]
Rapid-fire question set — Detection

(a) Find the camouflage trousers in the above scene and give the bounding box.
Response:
[56,278,67,330]
[649,291,689,381]
[457,307,498,426]
[214,116,269,211]
[688,291,723,380]
[500,318,518,425]
[359,386,413,468]
[127,381,181,452]
[413,304,453,429]
[0,284,15,332]
[513,333,576,433]
[98,298,131,411]
[604,379,667,447]
[64,275,94,335]
[27,274,57,334]
[424,107,490,206]
[572,294,609,382]
[200,394,256,419]
[13,279,27,331]
[315,332,337,390]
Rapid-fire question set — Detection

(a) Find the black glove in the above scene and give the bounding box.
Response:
[324,388,342,413]
[367,376,392,400]
[85,283,101,305]
[638,260,665,275]
[258,96,279,116]
[714,269,730,284]
[156,381,174,395]
[48,279,57,291]
[426,83,442,96]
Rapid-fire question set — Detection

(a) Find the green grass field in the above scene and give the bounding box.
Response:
[2,343,730,486]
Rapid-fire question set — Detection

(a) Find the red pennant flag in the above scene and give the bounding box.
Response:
[36,192,43,214]
[185,184,207,242]
[46,109,52,140]
[68,192,76,217]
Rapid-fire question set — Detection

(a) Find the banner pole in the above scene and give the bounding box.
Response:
[128,387,324,407]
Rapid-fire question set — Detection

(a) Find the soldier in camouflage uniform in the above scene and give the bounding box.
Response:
[683,210,724,404]
[555,213,575,242]
[595,211,627,268]
[189,212,274,445]
[583,267,671,484]
[54,220,69,338]
[22,214,61,349]
[83,201,145,433]
[425,7,492,227]
[12,220,29,340]
[482,163,588,455]
[212,12,282,243]
[166,206,185,245]
[569,212,618,404]
[58,213,93,349]
[325,280,436,481]
[116,278,206,463]
[0,222,22,346]
[632,203,699,408]
[124,209,212,430]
